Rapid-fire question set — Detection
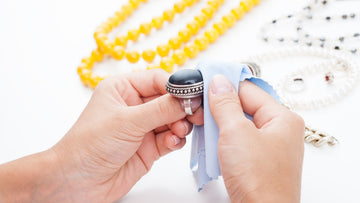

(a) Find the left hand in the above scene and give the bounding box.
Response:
[41,69,203,202]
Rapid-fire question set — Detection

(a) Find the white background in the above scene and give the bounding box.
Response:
[1,0,360,202]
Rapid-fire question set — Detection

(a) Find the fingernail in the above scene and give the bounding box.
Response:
[210,74,234,94]
[172,135,181,146]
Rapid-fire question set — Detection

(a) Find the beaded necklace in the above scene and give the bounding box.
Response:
[77,0,261,89]
[260,0,360,55]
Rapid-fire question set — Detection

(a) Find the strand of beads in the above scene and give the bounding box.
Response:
[245,46,359,110]
[260,0,360,55]
[78,0,261,89]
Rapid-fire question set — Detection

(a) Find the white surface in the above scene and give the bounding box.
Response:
[1,0,360,202]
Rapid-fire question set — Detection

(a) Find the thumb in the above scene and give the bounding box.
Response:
[128,94,202,134]
[208,75,248,130]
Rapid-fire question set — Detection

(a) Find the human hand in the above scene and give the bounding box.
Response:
[208,75,304,203]
[18,69,203,202]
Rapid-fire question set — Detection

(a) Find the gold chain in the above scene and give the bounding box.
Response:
[77,0,261,89]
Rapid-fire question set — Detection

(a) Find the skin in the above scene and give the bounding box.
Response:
[0,70,304,203]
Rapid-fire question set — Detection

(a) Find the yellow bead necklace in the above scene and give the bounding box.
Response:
[77,0,261,89]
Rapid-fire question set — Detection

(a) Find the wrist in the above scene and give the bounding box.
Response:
[0,150,69,202]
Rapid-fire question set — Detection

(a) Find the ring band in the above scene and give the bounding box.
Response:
[183,98,193,115]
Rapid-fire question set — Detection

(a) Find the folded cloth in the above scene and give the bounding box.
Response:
[190,62,280,191]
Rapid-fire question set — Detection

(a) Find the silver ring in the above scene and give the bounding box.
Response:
[183,98,193,115]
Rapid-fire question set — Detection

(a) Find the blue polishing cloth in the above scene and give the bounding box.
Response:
[190,62,280,191]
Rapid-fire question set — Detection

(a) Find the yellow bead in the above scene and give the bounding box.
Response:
[108,16,121,28]
[112,46,125,60]
[222,13,236,28]
[115,35,128,46]
[184,43,199,58]
[194,13,208,27]
[172,50,187,65]
[81,57,94,66]
[231,6,245,20]
[204,29,219,43]
[184,0,195,6]
[213,21,227,35]
[195,36,209,51]
[115,10,127,21]
[160,57,175,72]
[122,3,135,16]
[142,49,156,62]
[77,63,89,75]
[139,22,152,35]
[79,69,92,85]
[207,0,222,9]
[89,75,103,89]
[102,40,114,53]
[240,0,253,12]
[126,51,140,63]
[157,44,170,57]
[174,2,186,13]
[187,21,200,35]
[127,28,140,41]
[91,49,104,61]
[129,0,141,7]
[169,36,182,50]
[178,28,192,42]
[163,9,175,22]
[151,16,164,29]
[252,0,261,5]
[147,63,161,70]
[202,5,216,18]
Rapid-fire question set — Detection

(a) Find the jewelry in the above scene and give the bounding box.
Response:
[246,46,359,110]
[166,69,204,115]
[77,0,261,89]
[260,0,360,55]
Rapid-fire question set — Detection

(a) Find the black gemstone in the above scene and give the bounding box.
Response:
[168,69,203,85]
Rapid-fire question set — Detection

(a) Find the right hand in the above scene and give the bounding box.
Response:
[208,75,304,203]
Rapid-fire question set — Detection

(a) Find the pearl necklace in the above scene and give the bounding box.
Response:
[77,0,261,89]
[246,46,359,110]
[260,0,360,55]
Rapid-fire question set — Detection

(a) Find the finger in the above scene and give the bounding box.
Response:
[125,69,170,97]
[186,106,204,125]
[127,94,202,134]
[208,75,256,132]
[154,125,169,134]
[169,119,193,138]
[155,131,186,156]
[238,80,286,129]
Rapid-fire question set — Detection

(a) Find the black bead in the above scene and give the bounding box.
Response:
[339,36,345,42]
[272,19,277,24]
[342,14,348,19]
[322,0,327,5]
[288,14,293,18]
[320,43,325,48]
[354,33,360,37]
[296,27,302,31]
[168,69,203,85]
[325,16,331,21]
[319,37,326,42]
[334,46,340,50]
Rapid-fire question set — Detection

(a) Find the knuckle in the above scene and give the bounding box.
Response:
[213,94,240,109]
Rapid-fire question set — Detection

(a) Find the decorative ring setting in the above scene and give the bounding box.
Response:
[166,69,204,115]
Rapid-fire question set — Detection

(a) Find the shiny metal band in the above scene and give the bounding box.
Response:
[166,81,204,99]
